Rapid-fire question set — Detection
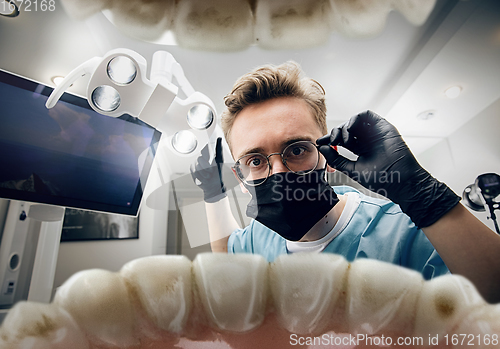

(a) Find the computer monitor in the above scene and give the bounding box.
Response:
[0,69,161,216]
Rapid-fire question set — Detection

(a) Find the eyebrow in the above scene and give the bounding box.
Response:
[236,136,315,159]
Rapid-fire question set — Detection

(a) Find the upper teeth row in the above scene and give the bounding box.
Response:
[1,253,498,348]
[63,0,436,50]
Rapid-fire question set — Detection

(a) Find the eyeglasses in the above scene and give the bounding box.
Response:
[233,140,321,186]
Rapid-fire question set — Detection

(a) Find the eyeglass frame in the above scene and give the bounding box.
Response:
[232,140,323,187]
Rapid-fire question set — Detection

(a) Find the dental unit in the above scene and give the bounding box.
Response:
[45,48,218,211]
[46,48,218,177]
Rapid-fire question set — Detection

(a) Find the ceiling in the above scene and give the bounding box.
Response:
[1,0,499,157]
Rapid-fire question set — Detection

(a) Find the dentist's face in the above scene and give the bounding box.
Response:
[229,97,325,175]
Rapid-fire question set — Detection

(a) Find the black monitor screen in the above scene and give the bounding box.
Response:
[0,70,161,216]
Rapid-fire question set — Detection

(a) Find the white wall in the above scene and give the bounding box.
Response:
[53,171,169,290]
[53,206,168,289]
[417,97,500,230]
[178,188,251,260]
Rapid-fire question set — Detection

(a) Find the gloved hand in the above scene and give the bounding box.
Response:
[316,110,460,228]
[190,137,227,203]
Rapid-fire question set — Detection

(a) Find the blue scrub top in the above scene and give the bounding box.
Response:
[227,185,449,280]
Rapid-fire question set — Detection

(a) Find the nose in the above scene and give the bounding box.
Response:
[268,153,288,174]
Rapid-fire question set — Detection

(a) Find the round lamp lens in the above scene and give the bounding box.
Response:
[172,130,197,154]
[187,105,214,130]
[92,85,121,112]
[107,56,137,85]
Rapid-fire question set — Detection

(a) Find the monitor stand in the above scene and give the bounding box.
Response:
[0,202,64,324]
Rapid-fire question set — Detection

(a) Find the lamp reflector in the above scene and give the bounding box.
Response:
[187,105,214,130]
[107,56,137,85]
[91,85,121,112]
[172,130,197,154]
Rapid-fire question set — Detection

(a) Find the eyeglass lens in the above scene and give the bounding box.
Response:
[235,141,319,185]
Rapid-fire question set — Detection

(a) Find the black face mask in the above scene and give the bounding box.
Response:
[245,169,339,241]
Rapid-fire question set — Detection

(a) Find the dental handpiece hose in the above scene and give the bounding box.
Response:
[487,204,500,234]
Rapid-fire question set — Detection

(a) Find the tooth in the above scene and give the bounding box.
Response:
[53,269,137,347]
[414,274,487,339]
[109,0,175,41]
[453,304,500,349]
[255,0,333,49]
[269,253,349,335]
[392,0,437,26]
[192,253,268,332]
[119,255,192,333]
[0,301,89,348]
[59,0,111,20]
[346,258,424,336]
[1,253,498,348]
[329,0,392,38]
[172,0,254,51]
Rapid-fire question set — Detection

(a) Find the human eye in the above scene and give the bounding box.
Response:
[244,154,265,169]
[287,144,309,158]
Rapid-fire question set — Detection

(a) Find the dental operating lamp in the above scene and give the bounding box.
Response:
[46,48,217,211]
[46,48,216,156]
[462,173,500,234]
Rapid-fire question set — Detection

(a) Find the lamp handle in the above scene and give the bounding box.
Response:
[45,57,101,109]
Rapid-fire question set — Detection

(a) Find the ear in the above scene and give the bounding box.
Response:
[326,164,336,173]
[232,168,249,194]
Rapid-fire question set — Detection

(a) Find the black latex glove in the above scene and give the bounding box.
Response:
[316,110,460,228]
[190,137,227,203]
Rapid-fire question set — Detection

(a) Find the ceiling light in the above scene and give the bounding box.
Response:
[51,76,65,86]
[444,85,462,99]
[416,110,437,121]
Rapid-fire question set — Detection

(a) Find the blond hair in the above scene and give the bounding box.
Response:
[221,61,327,151]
